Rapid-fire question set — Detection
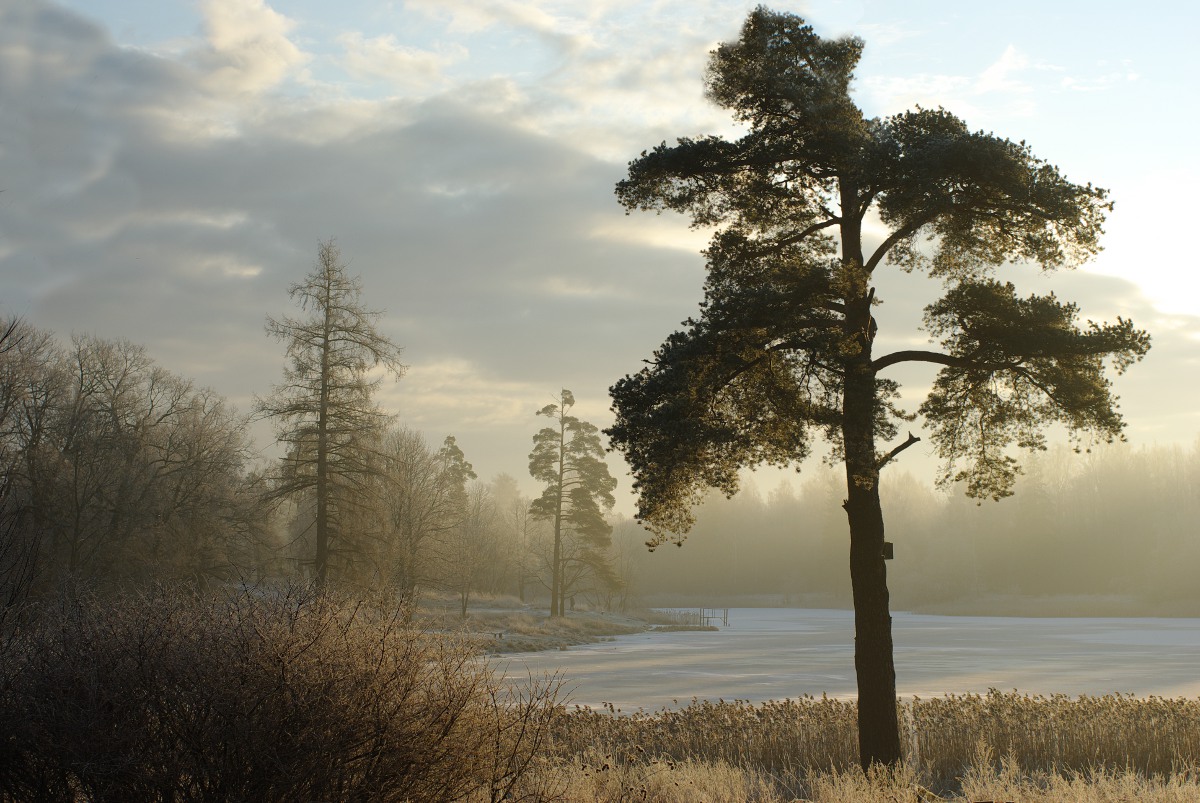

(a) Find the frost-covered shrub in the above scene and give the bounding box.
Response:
[0,585,558,803]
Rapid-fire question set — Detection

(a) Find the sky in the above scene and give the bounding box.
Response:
[2,0,1198,511]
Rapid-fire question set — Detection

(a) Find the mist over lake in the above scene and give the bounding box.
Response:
[497,608,1200,711]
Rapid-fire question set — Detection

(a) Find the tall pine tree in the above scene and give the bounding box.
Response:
[608,8,1149,767]
[529,390,618,617]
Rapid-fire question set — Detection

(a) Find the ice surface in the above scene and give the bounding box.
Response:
[496,608,1200,710]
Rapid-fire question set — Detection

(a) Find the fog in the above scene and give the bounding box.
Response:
[613,441,1200,618]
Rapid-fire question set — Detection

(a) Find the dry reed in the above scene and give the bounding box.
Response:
[546,691,1200,798]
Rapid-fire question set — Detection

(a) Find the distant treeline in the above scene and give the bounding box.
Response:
[0,317,618,614]
[620,443,1200,617]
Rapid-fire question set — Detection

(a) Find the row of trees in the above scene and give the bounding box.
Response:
[0,274,1186,621]
[269,421,622,616]
[0,242,627,618]
[252,241,623,612]
[0,319,264,606]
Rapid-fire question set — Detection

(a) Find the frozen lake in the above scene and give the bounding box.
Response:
[496,608,1200,710]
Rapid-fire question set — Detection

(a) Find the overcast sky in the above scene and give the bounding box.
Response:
[2,0,1198,510]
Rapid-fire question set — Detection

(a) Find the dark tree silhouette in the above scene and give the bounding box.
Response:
[607,7,1149,769]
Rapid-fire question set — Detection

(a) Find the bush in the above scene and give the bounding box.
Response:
[0,585,559,802]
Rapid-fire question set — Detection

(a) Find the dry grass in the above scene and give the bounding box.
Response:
[541,692,1200,800]
[906,690,1200,782]
[501,753,1200,802]
[507,753,786,802]
[552,696,860,776]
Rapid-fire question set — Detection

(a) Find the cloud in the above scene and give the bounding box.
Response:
[190,0,308,95]
[975,44,1033,95]
[394,0,742,160]
[0,4,703,437]
[859,73,973,115]
[861,44,1061,120]
[405,0,590,56]
[2,0,1197,507]
[337,33,466,92]
[588,217,710,254]
[382,357,540,429]
[1060,60,1140,92]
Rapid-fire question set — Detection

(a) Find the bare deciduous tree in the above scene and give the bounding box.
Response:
[373,427,473,600]
[0,319,258,591]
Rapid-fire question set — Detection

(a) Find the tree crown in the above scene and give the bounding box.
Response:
[607,7,1148,539]
[529,390,617,535]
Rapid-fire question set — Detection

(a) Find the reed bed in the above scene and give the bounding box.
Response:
[553,696,859,776]
[500,753,1200,802]
[546,691,1200,797]
[907,690,1200,782]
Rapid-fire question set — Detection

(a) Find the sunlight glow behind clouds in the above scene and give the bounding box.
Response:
[382,357,544,430]
[588,219,711,254]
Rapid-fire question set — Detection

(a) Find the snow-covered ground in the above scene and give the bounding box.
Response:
[496,608,1200,710]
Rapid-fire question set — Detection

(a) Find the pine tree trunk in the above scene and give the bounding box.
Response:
[840,182,901,769]
[843,422,901,769]
[549,413,567,618]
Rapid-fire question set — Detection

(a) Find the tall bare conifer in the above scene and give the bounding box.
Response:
[257,240,404,588]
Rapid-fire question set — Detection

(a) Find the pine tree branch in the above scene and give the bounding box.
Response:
[876,431,920,470]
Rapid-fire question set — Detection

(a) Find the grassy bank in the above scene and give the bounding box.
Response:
[414,594,675,653]
[3,588,1198,801]
[432,610,653,653]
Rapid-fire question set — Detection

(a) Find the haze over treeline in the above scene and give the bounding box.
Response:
[623,443,1200,617]
[4,308,1194,619]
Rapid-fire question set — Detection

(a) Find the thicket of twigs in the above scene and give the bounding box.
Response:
[0,586,561,803]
